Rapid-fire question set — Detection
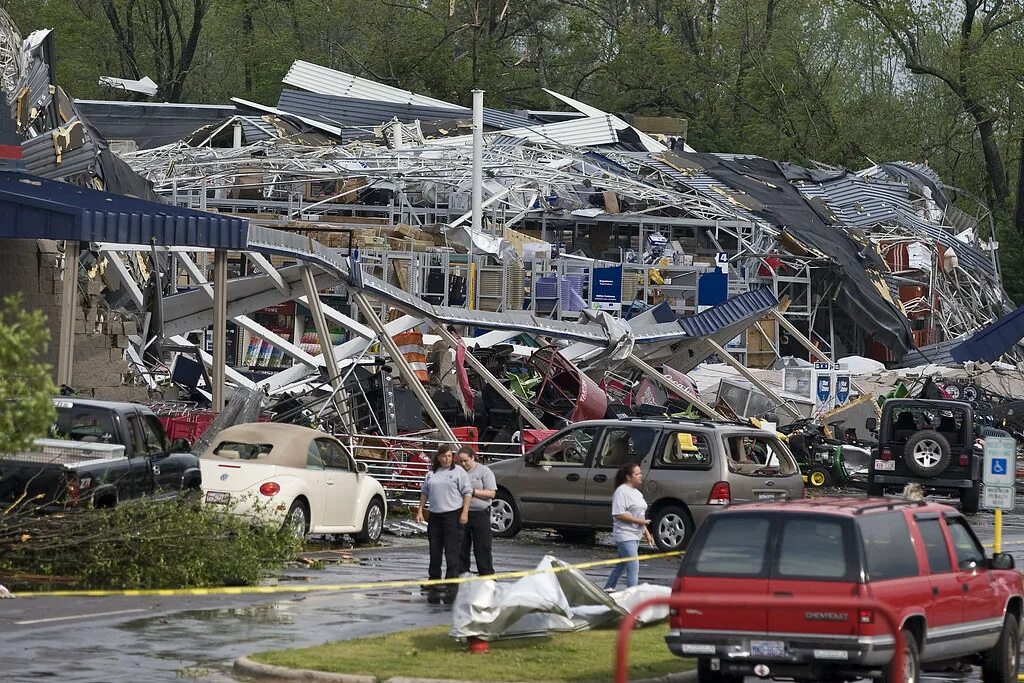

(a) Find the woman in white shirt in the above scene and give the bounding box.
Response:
[604,462,654,590]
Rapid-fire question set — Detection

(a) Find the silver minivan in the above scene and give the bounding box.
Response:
[489,418,803,551]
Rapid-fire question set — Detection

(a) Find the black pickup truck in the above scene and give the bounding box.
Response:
[0,398,201,509]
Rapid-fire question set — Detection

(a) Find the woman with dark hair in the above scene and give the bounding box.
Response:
[603,462,654,591]
[416,444,472,601]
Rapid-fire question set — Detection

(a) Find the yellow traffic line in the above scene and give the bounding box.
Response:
[14,549,685,599]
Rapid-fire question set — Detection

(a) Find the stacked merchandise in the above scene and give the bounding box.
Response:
[299,328,344,355]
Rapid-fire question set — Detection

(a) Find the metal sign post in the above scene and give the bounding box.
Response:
[983,436,1016,552]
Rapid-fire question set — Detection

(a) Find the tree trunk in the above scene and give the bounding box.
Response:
[1014,135,1024,233]
[973,112,1010,209]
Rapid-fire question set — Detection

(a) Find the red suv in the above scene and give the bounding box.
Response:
[665,498,1023,682]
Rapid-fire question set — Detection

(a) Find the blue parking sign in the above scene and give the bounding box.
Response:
[992,458,1008,476]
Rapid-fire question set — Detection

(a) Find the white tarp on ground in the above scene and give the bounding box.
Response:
[450,555,669,641]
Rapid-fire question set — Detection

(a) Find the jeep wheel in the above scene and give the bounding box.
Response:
[491,490,521,538]
[903,430,951,478]
[807,466,831,488]
[981,613,1019,683]
[652,504,694,552]
[960,482,981,514]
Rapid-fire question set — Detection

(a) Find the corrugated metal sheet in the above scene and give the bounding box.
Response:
[796,176,912,227]
[22,125,96,179]
[239,116,277,143]
[428,115,619,148]
[796,176,995,276]
[632,153,763,224]
[74,99,236,149]
[950,304,1024,363]
[283,60,459,109]
[20,60,52,114]
[0,170,248,249]
[276,89,532,131]
[231,97,341,137]
[893,339,961,368]
[675,287,780,337]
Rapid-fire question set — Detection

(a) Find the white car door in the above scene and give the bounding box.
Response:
[316,438,358,527]
[302,440,330,530]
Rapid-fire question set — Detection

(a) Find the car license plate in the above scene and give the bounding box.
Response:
[205,491,230,505]
[750,640,785,657]
[874,459,895,471]
[757,491,782,501]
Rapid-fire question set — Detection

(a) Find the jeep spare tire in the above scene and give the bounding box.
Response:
[903,430,951,478]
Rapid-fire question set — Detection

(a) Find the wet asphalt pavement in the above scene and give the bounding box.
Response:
[3,497,1024,683]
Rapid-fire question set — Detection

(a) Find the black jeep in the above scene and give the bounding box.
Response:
[866,398,981,512]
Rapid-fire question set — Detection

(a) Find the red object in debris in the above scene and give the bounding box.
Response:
[467,636,489,654]
[521,428,558,454]
[451,426,479,448]
[757,256,782,277]
[526,345,608,423]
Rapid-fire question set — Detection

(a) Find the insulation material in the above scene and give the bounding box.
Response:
[450,555,669,640]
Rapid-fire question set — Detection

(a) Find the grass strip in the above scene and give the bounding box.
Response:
[252,624,695,682]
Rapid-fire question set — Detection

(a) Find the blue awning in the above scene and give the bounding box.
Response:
[0,171,248,249]
[950,305,1024,364]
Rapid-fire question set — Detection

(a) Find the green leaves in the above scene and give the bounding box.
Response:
[0,294,56,455]
[0,498,303,590]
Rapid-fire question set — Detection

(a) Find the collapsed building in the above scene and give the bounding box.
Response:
[0,8,1020,460]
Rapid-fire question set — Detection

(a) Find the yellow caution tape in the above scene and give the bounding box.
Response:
[14,549,685,598]
[14,528,1024,598]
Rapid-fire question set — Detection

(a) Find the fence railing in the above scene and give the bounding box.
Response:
[347,432,521,505]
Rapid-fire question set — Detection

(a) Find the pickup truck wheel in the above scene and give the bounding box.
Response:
[696,658,742,683]
[491,490,521,538]
[981,613,1019,683]
[881,629,919,683]
[903,430,951,478]
[355,498,385,544]
[652,504,695,551]
[284,500,309,538]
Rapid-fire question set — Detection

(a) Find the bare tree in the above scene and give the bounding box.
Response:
[847,0,1024,210]
[76,0,211,102]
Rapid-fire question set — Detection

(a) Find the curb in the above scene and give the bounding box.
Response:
[233,657,697,683]
[234,657,375,682]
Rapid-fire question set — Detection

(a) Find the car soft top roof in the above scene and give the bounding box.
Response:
[201,422,340,468]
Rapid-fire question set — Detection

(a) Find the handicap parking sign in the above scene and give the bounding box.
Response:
[983,437,1016,486]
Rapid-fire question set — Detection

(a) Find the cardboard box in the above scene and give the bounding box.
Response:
[394,223,428,241]
[303,177,367,203]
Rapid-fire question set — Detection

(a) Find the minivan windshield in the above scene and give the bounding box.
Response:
[723,434,798,477]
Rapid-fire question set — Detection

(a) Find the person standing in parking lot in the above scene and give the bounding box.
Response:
[604,462,654,591]
[417,445,473,598]
[457,446,496,576]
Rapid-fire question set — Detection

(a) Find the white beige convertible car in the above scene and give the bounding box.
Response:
[200,423,386,542]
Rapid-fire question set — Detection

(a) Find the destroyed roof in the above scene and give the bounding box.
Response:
[283,59,458,108]
[73,100,236,149]
[275,89,531,132]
